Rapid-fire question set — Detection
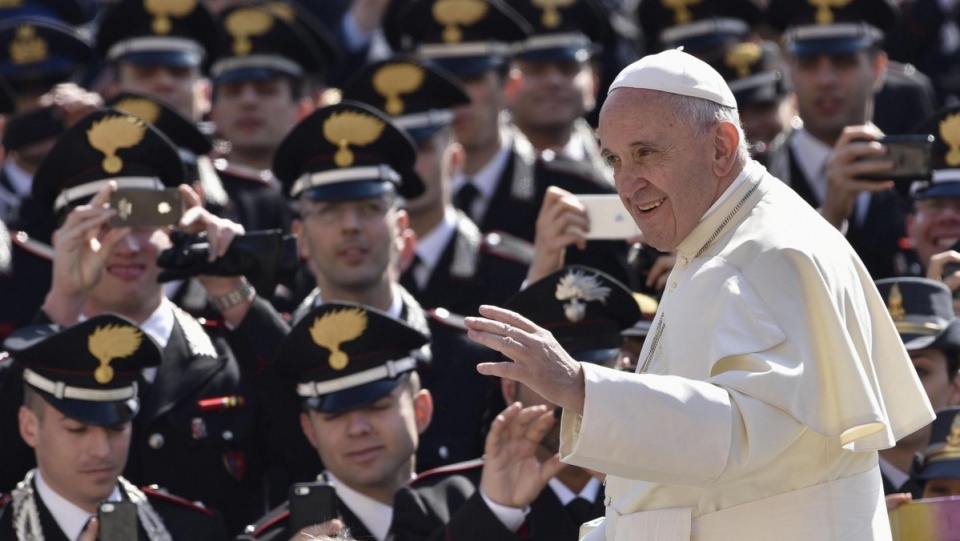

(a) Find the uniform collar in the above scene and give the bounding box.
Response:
[789,127,832,204]
[452,127,514,205]
[35,468,122,541]
[326,471,396,541]
[677,160,764,260]
[414,206,458,273]
[547,475,602,506]
[312,285,405,320]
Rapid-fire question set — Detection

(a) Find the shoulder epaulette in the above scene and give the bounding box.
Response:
[411,458,486,486]
[482,231,533,266]
[245,504,291,538]
[10,230,54,261]
[428,308,468,332]
[141,486,215,517]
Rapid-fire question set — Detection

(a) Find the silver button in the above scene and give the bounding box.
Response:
[222,430,234,441]
[679,256,689,267]
[148,433,165,449]
[604,497,612,506]
[439,446,449,460]
[669,282,677,290]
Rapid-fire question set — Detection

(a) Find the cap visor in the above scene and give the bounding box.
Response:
[431,57,505,79]
[305,378,403,414]
[788,37,873,56]
[570,347,621,366]
[39,391,138,426]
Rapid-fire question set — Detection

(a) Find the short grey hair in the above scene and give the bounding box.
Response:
[662,93,750,162]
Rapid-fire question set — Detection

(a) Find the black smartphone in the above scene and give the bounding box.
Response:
[856,134,934,182]
[98,501,138,541]
[109,188,183,228]
[288,481,338,533]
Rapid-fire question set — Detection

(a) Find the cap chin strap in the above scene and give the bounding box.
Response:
[296,356,416,397]
[23,368,138,401]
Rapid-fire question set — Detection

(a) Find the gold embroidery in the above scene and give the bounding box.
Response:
[322,110,386,168]
[88,324,144,384]
[310,308,368,370]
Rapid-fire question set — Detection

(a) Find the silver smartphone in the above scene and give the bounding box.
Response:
[576,194,641,240]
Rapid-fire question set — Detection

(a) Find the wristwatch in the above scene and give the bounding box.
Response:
[208,281,255,312]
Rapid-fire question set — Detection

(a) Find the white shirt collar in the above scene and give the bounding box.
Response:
[547,476,602,506]
[3,159,33,197]
[325,471,395,541]
[35,469,121,541]
[414,206,458,275]
[789,127,833,204]
[558,135,586,162]
[878,454,910,492]
[451,128,514,219]
[699,161,754,224]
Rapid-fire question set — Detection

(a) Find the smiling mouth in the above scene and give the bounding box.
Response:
[639,199,665,212]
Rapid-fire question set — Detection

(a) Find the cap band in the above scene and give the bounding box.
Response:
[210,54,303,79]
[393,109,455,131]
[296,356,416,397]
[23,368,138,401]
[660,18,749,45]
[727,71,781,93]
[54,176,165,212]
[784,23,882,45]
[516,33,594,54]
[107,36,206,62]
[417,41,514,60]
[291,165,401,198]
[932,170,960,183]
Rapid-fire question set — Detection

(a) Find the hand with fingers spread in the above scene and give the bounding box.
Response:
[527,186,590,284]
[44,182,129,324]
[468,305,586,414]
[178,184,245,264]
[821,125,895,229]
[480,403,565,509]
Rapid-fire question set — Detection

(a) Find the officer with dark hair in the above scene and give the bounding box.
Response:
[0,314,229,540]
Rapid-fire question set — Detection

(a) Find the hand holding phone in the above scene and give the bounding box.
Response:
[98,501,138,541]
[855,134,934,182]
[575,194,641,240]
[288,481,338,533]
[109,188,183,228]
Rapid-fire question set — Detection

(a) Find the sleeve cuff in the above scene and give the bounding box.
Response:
[480,490,529,532]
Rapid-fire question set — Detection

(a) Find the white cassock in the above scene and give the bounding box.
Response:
[560,161,934,541]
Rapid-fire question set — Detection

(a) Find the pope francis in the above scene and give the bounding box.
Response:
[466,49,934,540]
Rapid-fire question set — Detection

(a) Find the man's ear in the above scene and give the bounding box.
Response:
[504,67,524,107]
[413,389,434,435]
[710,121,740,178]
[300,411,319,450]
[871,50,889,94]
[292,219,310,260]
[297,96,315,121]
[19,405,39,449]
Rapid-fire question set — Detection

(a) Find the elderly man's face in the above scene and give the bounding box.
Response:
[598,89,720,251]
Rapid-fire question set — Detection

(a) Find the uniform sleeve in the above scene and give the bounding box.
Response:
[559,367,807,487]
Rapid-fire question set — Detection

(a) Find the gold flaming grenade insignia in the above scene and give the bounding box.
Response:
[310,308,369,371]
[941,112,960,167]
[10,25,47,65]
[88,324,144,384]
[947,413,960,448]
[661,0,702,25]
[225,7,275,56]
[533,0,575,29]
[0,0,23,8]
[433,0,488,43]
[808,0,853,25]
[112,97,162,125]
[555,269,611,322]
[373,63,425,116]
[323,110,386,168]
[887,283,905,321]
[87,115,147,174]
[725,42,762,79]
[144,0,197,35]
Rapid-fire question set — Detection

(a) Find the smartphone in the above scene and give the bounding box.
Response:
[856,134,934,182]
[109,188,183,228]
[98,501,138,541]
[288,481,338,533]
[576,194,641,240]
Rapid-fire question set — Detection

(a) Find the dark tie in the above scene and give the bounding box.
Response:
[565,497,595,527]
[400,254,423,293]
[453,181,480,220]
